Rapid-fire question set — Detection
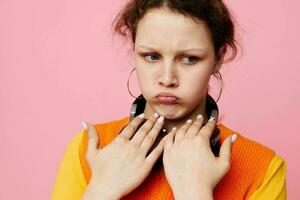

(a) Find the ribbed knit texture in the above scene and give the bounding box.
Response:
[79,117,275,199]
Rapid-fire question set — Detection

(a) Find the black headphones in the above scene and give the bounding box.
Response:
[128,94,221,156]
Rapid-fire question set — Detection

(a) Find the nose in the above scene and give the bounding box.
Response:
[158,63,178,87]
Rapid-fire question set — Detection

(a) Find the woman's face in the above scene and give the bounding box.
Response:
[133,7,219,120]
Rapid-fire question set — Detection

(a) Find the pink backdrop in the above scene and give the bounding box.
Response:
[1,0,299,199]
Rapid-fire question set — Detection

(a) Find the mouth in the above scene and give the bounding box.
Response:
[156,92,178,104]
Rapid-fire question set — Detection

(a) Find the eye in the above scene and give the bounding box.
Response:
[182,56,200,65]
[143,53,160,62]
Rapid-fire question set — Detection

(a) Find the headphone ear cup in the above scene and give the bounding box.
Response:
[206,94,219,118]
[210,127,221,157]
[206,94,220,156]
[126,94,147,138]
[130,94,146,120]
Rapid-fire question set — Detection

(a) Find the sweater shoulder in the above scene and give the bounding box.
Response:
[217,123,276,180]
[218,123,275,155]
[214,123,277,199]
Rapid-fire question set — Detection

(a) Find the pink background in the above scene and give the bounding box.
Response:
[1,0,299,199]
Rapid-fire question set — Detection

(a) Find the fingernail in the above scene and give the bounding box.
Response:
[208,117,215,122]
[82,121,88,130]
[154,112,159,118]
[230,134,238,143]
[163,135,167,141]
[197,114,203,120]
[158,116,164,123]
[172,127,177,131]
[186,119,192,123]
[139,113,145,119]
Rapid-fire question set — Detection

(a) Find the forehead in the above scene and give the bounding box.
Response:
[135,7,213,50]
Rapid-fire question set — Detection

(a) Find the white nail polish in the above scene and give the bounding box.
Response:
[197,114,203,119]
[82,121,88,130]
[186,119,192,123]
[172,127,177,131]
[209,117,215,122]
[139,113,145,118]
[231,134,238,143]
[154,112,159,118]
[158,116,164,123]
[163,135,167,141]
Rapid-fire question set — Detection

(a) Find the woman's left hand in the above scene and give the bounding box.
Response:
[162,115,237,200]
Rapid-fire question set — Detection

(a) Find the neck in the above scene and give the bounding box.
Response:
[143,97,209,136]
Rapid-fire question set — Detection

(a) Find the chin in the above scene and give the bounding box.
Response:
[154,104,185,120]
[161,113,178,120]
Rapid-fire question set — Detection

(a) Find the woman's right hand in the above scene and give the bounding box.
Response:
[81,113,165,200]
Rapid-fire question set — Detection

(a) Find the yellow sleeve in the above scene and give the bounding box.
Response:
[248,154,287,200]
[50,131,88,200]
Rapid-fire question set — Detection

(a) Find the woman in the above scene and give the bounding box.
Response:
[51,0,286,199]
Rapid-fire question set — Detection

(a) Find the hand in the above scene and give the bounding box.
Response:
[162,115,237,200]
[82,113,166,200]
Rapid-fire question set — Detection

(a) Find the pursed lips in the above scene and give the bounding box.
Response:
[156,92,178,104]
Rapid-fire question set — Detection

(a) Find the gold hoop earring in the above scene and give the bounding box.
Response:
[209,71,223,103]
[215,71,223,103]
[127,67,138,98]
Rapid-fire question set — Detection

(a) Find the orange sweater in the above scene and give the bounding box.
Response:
[78,116,277,200]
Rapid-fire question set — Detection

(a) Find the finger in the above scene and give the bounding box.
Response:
[185,114,204,138]
[119,113,146,139]
[140,115,165,155]
[218,134,237,166]
[82,121,99,159]
[130,113,160,146]
[174,119,192,144]
[164,127,176,151]
[198,117,216,139]
[146,136,165,166]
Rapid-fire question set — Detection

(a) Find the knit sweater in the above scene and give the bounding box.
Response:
[51,116,287,200]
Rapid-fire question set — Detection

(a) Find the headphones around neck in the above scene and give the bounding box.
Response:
[128,94,221,156]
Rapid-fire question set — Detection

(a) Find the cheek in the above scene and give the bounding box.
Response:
[135,67,154,93]
[135,59,146,87]
[135,57,159,92]
[181,70,211,97]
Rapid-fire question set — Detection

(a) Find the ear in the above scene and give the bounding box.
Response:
[212,46,226,74]
[213,61,222,74]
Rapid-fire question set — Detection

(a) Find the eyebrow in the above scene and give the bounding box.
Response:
[137,45,206,53]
